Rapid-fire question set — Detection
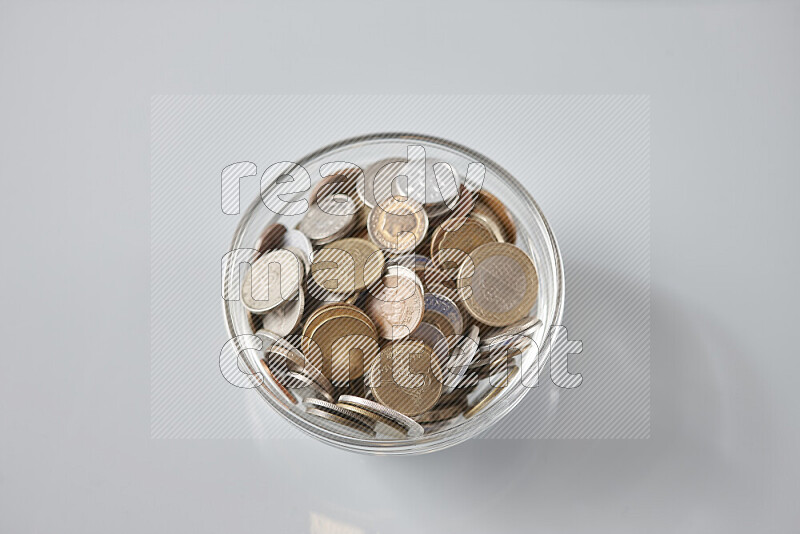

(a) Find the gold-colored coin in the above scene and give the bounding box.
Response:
[473,189,516,244]
[302,304,379,386]
[367,198,428,254]
[457,242,538,327]
[414,402,466,424]
[469,211,504,243]
[369,339,443,416]
[464,365,519,419]
[430,216,498,270]
[310,238,384,294]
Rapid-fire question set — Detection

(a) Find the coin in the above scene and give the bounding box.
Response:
[428,160,462,210]
[302,303,379,385]
[476,336,531,363]
[284,245,311,275]
[260,288,305,337]
[255,329,308,371]
[285,370,334,403]
[338,395,424,438]
[358,158,407,209]
[297,197,356,245]
[414,395,467,423]
[257,359,298,405]
[435,388,471,408]
[303,398,375,436]
[367,198,428,254]
[311,167,360,204]
[409,322,450,366]
[386,253,430,280]
[261,341,336,403]
[441,325,480,388]
[369,339,443,416]
[458,242,538,327]
[363,270,425,340]
[423,293,463,338]
[241,249,302,313]
[481,317,541,347]
[254,223,287,256]
[464,365,519,419]
[469,211,504,243]
[430,216,498,270]
[282,229,314,263]
[387,264,424,293]
[472,188,516,244]
[471,346,523,380]
[311,238,385,294]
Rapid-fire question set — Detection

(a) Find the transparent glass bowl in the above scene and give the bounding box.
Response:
[222,133,564,455]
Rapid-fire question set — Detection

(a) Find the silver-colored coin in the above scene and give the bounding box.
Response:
[297,197,356,245]
[338,395,424,438]
[304,407,375,437]
[334,401,406,438]
[303,398,376,436]
[358,159,409,209]
[386,254,431,271]
[286,371,334,403]
[442,325,480,388]
[260,288,305,337]
[427,160,461,214]
[255,329,310,375]
[477,334,533,360]
[481,317,541,347]
[423,293,464,337]
[385,264,424,292]
[289,361,335,398]
[241,249,302,313]
[284,245,310,276]
[282,229,314,264]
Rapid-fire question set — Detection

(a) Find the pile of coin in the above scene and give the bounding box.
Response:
[242,167,541,439]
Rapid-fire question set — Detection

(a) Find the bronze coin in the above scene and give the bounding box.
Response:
[254,223,287,256]
[257,359,298,405]
[310,168,360,204]
[363,271,425,340]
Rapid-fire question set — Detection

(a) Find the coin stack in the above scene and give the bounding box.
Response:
[242,167,541,439]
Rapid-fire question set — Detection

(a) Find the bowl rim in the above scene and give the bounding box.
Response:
[222,132,565,455]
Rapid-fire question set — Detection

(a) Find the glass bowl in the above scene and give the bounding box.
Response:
[222,133,564,455]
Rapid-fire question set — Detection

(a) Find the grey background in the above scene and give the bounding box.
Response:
[1,1,798,533]
[150,95,650,440]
